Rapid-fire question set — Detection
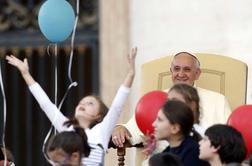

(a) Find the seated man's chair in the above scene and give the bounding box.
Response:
[141,53,247,110]
[113,53,248,166]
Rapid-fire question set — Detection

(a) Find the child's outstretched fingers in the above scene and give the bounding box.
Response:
[6,55,36,85]
[123,47,138,87]
[128,47,137,62]
[6,55,29,75]
[127,47,137,74]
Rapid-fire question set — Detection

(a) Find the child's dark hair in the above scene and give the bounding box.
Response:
[149,152,183,166]
[169,83,200,124]
[205,124,246,164]
[161,100,197,139]
[47,126,91,158]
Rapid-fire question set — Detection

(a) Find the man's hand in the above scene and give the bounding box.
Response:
[112,125,132,147]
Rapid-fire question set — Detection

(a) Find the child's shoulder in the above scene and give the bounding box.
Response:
[182,136,200,151]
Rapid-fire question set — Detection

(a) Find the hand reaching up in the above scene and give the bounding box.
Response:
[123,47,137,88]
[127,47,137,76]
[6,55,29,75]
[6,55,35,86]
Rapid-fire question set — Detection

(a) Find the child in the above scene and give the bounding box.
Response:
[46,126,91,166]
[167,83,204,136]
[139,84,205,166]
[6,47,137,165]
[199,124,246,166]
[149,152,183,166]
[152,100,209,166]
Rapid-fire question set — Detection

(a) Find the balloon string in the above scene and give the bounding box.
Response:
[58,0,79,110]
[42,0,79,163]
[46,44,59,128]
[68,0,79,86]
[54,44,58,107]
[54,44,58,136]
[46,43,54,57]
[0,61,8,166]
[42,126,54,165]
[67,0,79,84]
[42,44,59,164]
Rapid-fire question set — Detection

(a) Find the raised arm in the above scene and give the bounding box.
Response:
[6,55,69,132]
[6,55,35,86]
[95,47,138,150]
[111,48,142,147]
[123,47,137,88]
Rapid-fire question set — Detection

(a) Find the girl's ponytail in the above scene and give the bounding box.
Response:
[64,117,79,127]
[191,127,202,142]
[74,126,91,157]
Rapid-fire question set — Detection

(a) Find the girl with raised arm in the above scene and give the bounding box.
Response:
[6,47,137,166]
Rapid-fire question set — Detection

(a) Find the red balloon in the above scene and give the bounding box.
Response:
[135,91,167,135]
[227,105,252,158]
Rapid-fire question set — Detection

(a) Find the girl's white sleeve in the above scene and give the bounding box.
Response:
[28,83,71,132]
[96,85,130,150]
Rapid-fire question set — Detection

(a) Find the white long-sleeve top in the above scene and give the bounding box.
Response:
[29,83,130,166]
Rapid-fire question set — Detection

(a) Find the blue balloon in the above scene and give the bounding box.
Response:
[38,0,75,43]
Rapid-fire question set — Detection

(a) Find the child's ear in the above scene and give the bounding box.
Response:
[171,124,180,134]
[71,152,80,163]
[211,145,221,153]
[96,115,102,123]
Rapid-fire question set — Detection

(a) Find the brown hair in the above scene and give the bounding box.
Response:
[169,83,200,124]
[161,100,194,138]
[89,95,109,128]
[65,95,109,129]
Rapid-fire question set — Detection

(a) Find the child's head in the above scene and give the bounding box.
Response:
[199,124,246,164]
[149,152,183,166]
[152,100,194,141]
[74,95,108,128]
[168,83,200,124]
[47,127,91,166]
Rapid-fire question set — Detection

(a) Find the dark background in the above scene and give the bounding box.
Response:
[0,0,99,165]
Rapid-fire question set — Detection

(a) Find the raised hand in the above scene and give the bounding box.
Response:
[6,55,35,86]
[127,47,137,76]
[6,55,29,75]
[123,47,137,88]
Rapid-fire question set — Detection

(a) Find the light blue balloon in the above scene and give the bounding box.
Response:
[38,0,75,43]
